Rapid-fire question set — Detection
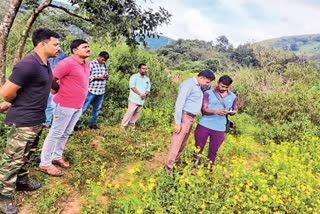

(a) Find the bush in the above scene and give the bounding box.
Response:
[230,64,320,143]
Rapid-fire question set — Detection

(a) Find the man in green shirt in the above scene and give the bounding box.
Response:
[121,63,151,132]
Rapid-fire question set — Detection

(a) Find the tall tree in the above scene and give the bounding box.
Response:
[0,0,22,85]
[231,44,259,67]
[215,35,233,52]
[13,0,171,63]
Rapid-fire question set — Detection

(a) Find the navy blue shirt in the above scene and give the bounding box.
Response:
[6,51,52,127]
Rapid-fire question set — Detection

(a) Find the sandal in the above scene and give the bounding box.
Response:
[52,159,71,168]
[39,165,64,177]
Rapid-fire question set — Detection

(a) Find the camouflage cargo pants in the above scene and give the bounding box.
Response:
[0,124,42,197]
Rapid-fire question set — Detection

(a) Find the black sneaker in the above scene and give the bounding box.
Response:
[76,119,83,126]
[89,125,100,129]
[73,125,82,131]
[16,176,41,191]
[0,196,17,214]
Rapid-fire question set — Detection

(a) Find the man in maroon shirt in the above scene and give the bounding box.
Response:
[0,28,60,214]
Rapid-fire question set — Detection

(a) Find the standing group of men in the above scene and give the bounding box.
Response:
[0,27,151,213]
[0,28,108,213]
[0,27,236,213]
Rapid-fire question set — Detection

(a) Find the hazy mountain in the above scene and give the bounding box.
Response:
[138,35,173,49]
[52,0,73,9]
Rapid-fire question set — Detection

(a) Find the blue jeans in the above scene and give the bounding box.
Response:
[82,92,104,126]
[45,94,54,126]
[40,102,82,166]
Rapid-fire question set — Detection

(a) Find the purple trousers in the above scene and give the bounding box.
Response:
[194,124,225,165]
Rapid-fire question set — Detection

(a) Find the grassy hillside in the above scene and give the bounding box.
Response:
[257,34,320,61]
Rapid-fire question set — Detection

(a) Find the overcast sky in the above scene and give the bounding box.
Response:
[58,0,320,46]
[137,0,320,46]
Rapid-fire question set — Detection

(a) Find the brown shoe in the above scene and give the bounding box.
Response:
[52,159,70,168]
[39,165,64,177]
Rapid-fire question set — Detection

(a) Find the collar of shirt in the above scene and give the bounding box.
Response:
[91,59,106,67]
[91,59,99,64]
[71,54,88,65]
[138,72,146,78]
[193,76,200,87]
[31,50,46,66]
[213,86,231,95]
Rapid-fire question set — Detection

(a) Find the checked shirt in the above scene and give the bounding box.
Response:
[88,59,108,95]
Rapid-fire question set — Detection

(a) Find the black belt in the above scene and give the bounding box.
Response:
[184,111,196,118]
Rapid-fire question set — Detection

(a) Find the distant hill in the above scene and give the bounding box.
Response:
[257,34,320,61]
[52,0,73,9]
[138,35,173,49]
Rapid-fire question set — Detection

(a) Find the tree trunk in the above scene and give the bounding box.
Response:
[0,0,22,86]
[13,0,52,65]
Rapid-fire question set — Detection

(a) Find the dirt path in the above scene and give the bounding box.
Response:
[65,134,167,213]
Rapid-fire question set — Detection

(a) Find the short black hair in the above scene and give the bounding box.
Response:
[198,68,215,81]
[138,63,147,69]
[32,28,60,46]
[218,75,233,85]
[99,51,109,60]
[70,39,88,53]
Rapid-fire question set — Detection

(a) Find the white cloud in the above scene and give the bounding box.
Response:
[158,9,219,41]
[57,0,320,46]
[139,0,320,46]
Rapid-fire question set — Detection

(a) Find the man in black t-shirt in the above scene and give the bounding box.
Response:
[0,28,60,214]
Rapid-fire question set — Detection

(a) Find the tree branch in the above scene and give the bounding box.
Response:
[49,4,92,23]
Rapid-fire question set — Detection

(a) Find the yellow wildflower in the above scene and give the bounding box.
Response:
[137,208,143,214]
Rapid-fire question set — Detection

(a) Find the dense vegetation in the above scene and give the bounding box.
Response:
[156,37,234,72]
[156,36,306,76]
[0,2,320,213]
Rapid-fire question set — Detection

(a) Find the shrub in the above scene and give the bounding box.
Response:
[230,64,320,143]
